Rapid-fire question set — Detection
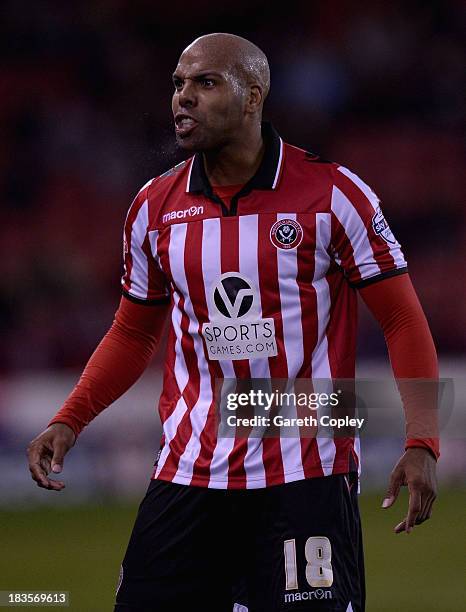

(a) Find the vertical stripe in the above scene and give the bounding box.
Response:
[336,166,406,270]
[222,216,250,489]
[331,186,381,282]
[148,230,162,270]
[296,213,324,478]
[331,215,363,285]
[127,200,150,299]
[185,156,195,192]
[337,166,379,210]
[201,217,236,489]
[142,230,167,300]
[272,138,284,188]
[156,223,202,481]
[258,213,285,486]
[312,213,336,475]
[155,290,190,477]
[188,219,225,487]
[148,230,178,451]
[354,435,361,478]
[173,221,214,484]
[239,214,267,488]
[276,212,305,481]
[121,178,153,295]
[153,224,186,474]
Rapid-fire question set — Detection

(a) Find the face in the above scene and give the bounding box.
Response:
[172,46,246,152]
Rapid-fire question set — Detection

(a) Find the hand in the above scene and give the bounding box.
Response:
[382,447,437,534]
[27,423,76,491]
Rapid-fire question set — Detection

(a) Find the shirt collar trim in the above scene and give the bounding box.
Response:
[185,121,284,195]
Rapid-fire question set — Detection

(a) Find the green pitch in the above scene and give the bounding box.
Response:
[1,489,464,611]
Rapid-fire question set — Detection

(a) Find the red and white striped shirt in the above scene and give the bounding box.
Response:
[122,122,407,489]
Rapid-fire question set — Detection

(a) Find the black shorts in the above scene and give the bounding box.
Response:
[114,473,365,612]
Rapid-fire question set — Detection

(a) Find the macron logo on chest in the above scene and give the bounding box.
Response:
[162,205,204,225]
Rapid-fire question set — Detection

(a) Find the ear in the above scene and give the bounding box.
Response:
[245,84,263,114]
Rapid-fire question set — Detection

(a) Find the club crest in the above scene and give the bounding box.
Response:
[270,219,303,250]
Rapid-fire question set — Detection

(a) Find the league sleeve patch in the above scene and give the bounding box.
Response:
[371,206,397,245]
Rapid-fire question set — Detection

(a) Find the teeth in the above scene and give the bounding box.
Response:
[179,118,195,128]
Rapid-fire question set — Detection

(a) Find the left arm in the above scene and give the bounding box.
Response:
[359,273,438,533]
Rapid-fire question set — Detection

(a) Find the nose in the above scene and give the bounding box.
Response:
[177,79,197,108]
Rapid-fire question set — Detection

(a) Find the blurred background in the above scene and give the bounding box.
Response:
[0,1,464,610]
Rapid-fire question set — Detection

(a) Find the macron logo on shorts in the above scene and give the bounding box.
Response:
[162,205,204,224]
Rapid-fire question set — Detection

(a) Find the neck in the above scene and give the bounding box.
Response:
[203,122,264,187]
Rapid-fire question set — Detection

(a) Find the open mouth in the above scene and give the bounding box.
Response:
[175,114,198,137]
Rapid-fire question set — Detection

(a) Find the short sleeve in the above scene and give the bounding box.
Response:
[121,182,170,305]
[330,165,408,288]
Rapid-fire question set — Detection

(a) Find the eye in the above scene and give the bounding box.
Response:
[173,77,183,90]
[200,78,215,87]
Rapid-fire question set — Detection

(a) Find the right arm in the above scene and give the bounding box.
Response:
[27,179,170,490]
[27,295,169,490]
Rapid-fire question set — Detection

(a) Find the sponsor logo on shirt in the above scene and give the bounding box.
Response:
[270,219,303,250]
[371,206,396,245]
[162,205,204,224]
[284,589,333,603]
[202,273,277,361]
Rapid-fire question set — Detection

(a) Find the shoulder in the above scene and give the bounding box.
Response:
[129,158,193,211]
[283,141,376,194]
[280,142,339,204]
[331,164,381,215]
[282,141,337,183]
[281,141,382,217]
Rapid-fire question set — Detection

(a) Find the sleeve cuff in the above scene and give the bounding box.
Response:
[352,266,408,289]
[122,289,170,306]
[48,417,81,438]
[405,438,440,461]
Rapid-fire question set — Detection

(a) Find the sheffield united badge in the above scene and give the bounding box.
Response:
[270,218,303,250]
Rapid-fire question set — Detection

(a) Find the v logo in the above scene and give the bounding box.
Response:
[213,273,255,319]
[216,284,254,318]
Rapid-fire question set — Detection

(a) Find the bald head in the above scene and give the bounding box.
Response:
[172,33,270,151]
[183,33,270,104]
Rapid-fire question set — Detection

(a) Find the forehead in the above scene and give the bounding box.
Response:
[174,46,235,78]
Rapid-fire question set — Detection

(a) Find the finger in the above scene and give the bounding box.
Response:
[405,487,422,533]
[396,495,436,530]
[425,497,435,520]
[382,469,403,508]
[416,492,431,523]
[28,439,52,468]
[28,441,51,481]
[28,444,64,490]
[42,479,66,491]
[36,479,66,491]
[51,441,68,473]
[418,494,436,523]
[29,463,65,490]
[29,461,50,488]
[28,446,49,482]
[40,455,52,475]
[419,490,432,522]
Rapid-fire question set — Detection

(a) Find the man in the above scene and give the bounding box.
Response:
[27,33,438,612]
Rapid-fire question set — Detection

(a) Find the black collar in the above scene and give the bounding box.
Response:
[186,121,283,197]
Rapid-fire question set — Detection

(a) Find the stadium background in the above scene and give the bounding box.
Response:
[1,1,464,610]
